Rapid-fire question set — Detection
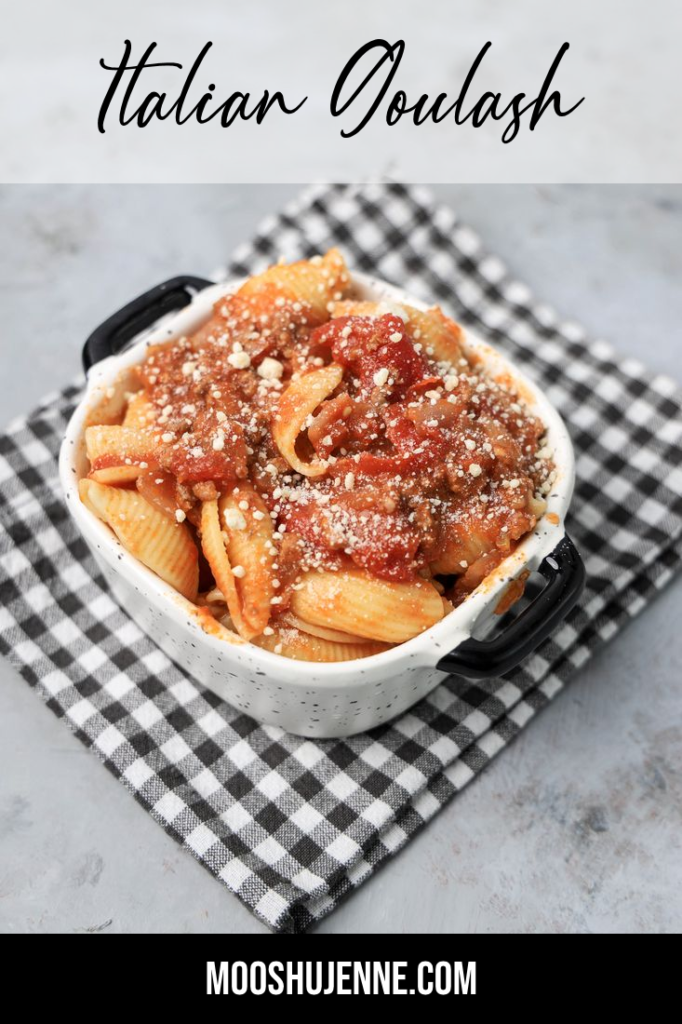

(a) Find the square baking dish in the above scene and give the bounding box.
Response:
[60,271,584,737]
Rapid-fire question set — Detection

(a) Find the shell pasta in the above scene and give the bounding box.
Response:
[290,570,445,643]
[201,486,276,639]
[78,250,555,661]
[79,478,199,600]
[272,363,344,476]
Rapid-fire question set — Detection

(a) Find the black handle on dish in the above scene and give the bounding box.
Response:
[437,533,585,680]
[82,275,214,372]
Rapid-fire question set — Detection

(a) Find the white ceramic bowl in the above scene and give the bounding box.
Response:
[59,272,580,737]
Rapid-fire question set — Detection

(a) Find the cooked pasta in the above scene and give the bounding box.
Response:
[239,248,349,319]
[253,625,388,662]
[123,390,155,429]
[78,250,555,661]
[86,369,141,427]
[85,425,156,483]
[272,363,344,476]
[200,498,257,639]
[281,612,373,644]
[218,485,276,636]
[330,299,464,364]
[79,479,198,600]
[290,570,445,643]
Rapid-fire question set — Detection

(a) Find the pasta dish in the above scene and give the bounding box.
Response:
[79,251,556,662]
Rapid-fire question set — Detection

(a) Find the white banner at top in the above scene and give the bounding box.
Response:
[2,0,680,183]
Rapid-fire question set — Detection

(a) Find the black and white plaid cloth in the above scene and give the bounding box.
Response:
[1,183,682,932]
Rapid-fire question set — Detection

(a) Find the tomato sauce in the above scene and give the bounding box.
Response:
[131,293,555,605]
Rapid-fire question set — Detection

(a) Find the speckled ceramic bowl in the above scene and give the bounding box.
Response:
[59,272,584,737]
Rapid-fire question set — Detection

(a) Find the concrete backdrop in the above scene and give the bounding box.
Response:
[0,184,680,933]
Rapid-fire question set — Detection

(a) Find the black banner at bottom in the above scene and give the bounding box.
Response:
[0,931,667,1005]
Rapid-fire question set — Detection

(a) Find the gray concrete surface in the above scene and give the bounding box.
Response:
[0,185,681,933]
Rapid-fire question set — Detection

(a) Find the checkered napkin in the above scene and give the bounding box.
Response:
[2,184,682,933]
